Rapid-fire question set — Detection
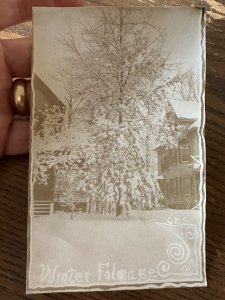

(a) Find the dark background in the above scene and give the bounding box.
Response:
[0,0,225,299]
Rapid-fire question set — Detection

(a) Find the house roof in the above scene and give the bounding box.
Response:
[33,73,65,110]
[169,99,200,120]
[188,119,201,131]
[154,145,165,152]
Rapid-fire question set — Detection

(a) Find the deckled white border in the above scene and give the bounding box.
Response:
[26,6,207,294]
[26,8,36,294]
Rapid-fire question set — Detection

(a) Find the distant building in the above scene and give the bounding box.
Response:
[155,100,201,209]
[33,73,66,216]
[33,73,65,132]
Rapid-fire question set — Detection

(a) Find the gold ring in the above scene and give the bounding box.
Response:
[12,78,29,116]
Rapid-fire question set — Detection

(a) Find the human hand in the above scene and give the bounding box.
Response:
[0,0,84,157]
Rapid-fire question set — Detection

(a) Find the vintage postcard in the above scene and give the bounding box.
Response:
[27,7,206,293]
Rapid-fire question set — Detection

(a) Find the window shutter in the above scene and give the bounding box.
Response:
[170,149,173,165]
[189,145,192,162]
[178,147,181,163]
[169,181,171,199]
[165,156,168,170]
[179,177,183,198]
[168,154,171,168]
[190,175,194,196]
[176,177,179,197]
[175,149,178,164]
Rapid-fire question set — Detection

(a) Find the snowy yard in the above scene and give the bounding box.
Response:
[28,209,203,290]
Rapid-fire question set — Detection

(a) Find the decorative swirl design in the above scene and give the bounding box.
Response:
[182,259,196,274]
[157,261,170,277]
[156,217,198,278]
[184,227,195,240]
[167,243,189,265]
[182,263,191,274]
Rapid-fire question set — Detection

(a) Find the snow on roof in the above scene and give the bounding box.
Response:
[189,119,201,131]
[169,99,200,120]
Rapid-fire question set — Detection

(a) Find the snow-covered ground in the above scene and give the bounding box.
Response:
[28,209,204,290]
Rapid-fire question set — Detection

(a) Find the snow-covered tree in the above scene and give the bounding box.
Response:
[55,58,91,128]
[172,68,200,102]
[56,8,182,215]
[34,104,65,141]
[33,8,193,216]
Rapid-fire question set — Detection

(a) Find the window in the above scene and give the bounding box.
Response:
[171,149,178,164]
[182,177,192,196]
[166,155,171,168]
[166,182,170,198]
[161,155,170,171]
[160,157,163,172]
[171,178,177,197]
[161,156,166,172]
[180,145,190,162]
[167,179,177,198]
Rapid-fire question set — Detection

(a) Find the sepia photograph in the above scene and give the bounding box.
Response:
[27,6,206,293]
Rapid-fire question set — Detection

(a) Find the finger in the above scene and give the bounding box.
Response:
[0,90,13,157]
[0,44,13,157]
[1,38,32,78]
[0,39,30,157]
[4,119,30,155]
[0,0,84,30]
